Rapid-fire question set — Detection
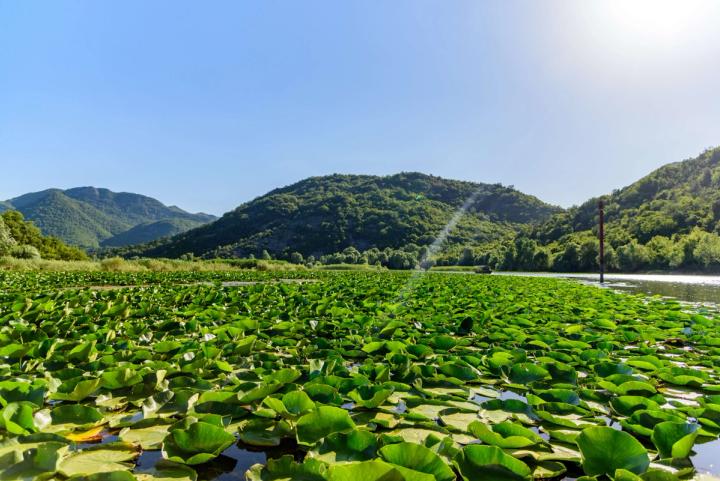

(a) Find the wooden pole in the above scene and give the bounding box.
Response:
[598,199,605,284]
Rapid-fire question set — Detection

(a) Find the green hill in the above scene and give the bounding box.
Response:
[0,187,216,248]
[534,147,720,244]
[0,210,87,260]
[101,218,214,247]
[136,172,561,260]
[491,147,720,272]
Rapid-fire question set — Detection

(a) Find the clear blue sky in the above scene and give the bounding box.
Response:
[1,1,719,215]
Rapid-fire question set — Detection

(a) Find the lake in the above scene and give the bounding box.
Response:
[494,272,720,305]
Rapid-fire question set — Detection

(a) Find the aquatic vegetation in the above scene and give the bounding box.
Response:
[0,271,718,480]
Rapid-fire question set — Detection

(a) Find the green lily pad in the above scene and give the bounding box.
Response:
[0,402,37,435]
[576,426,650,476]
[468,421,542,449]
[135,460,198,481]
[51,404,104,426]
[650,422,699,459]
[297,406,356,445]
[453,444,532,481]
[378,441,455,481]
[119,419,174,450]
[59,442,140,477]
[161,420,235,465]
[246,455,328,481]
[238,418,292,447]
[310,429,377,463]
[328,459,434,481]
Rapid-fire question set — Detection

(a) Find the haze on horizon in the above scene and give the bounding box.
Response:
[1,0,719,216]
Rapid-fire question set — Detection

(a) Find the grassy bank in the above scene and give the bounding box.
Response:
[315,263,387,271]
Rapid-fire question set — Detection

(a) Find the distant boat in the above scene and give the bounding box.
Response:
[474,265,492,274]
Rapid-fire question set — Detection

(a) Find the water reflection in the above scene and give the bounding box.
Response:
[690,439,720,475]
[212,445,265,481]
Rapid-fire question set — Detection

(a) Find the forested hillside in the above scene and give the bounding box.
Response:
[23,148,720,273]
[133,173,561,262]
[0,187,216,248]
[484,147,720,272]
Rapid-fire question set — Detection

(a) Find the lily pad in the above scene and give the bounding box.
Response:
[379,442,455,481]
[161,420,235,465]
[576,426,650,476]
[297,406,356,445]
[453,444,532,481]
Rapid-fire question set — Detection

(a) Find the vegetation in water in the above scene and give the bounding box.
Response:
[0,270,718,480]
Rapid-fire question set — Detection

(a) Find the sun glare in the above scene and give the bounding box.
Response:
[556,0,720,76]
[596,0,718,47]
[603,0,703,42]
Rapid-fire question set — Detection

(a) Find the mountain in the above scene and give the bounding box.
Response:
[136,172,562,259]
[0,187,216,248]
[533,147,720,244]
[101,218,215,247]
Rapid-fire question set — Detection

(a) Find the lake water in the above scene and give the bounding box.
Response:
[495,272,720,305]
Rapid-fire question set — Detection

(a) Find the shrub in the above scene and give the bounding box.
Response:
[100,257,147,272]
[11,245,41,260]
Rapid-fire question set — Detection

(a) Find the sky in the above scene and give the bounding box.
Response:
[1,0,719,216]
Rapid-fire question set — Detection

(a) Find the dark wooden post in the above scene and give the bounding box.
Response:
[598,199,605,284]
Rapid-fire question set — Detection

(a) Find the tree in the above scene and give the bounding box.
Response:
[578,239,599,271]
[387,251,416,269]
[260,250,272,260]
[341,247,362,264]
[645,236,681,269]
[532,248,550,271]
[513,238,538,270]
[552,243,580,272]
[0,216,16,256]
[289,252,304,264]
[459,248,475,266]
[616,241,650,272]
[693,232,720,269]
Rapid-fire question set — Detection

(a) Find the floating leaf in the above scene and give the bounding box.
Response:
[161,420,235,465]
[328,459,434,481]
[135,460,198,481]
[297,406,356,445]
[58,442,140,477]
[651,422,699,459]
[469,421,541,449]
[51,404,103,426]
[246,455,328,481]
[453,444,532,481]
[378,441,455,481]
[576,426,650,476]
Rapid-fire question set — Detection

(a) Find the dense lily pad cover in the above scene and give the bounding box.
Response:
[0,270,718,480]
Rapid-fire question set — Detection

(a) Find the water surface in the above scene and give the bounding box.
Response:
[495,272,720,304]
